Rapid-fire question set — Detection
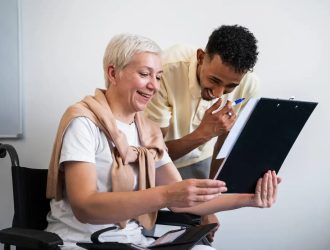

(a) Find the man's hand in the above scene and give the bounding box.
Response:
[201,213,220,242]
[196,99,236,140]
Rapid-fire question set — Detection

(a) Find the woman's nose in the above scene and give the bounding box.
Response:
[147,76,160,91]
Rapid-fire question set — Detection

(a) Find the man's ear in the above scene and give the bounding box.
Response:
[107,65,116,85]
[197,49,205,65]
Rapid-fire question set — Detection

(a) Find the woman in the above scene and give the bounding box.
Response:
[45,34,280,249]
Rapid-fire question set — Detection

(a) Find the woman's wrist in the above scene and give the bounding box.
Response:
[154,185,171,209]
[240,193,257,208]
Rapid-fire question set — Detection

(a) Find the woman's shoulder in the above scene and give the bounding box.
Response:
[69,116,98,130]
[65,117,104,143]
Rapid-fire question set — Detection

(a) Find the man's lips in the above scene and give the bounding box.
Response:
[207,89,216,99]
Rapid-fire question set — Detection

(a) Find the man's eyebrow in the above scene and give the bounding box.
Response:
[209,75,222,82]
[209,75,240,86]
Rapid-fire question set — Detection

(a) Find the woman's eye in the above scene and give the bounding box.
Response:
[156,75,162,81]
[140,72,149,77]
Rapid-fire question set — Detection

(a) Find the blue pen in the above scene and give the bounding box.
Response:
[233,97,245,106]
[212,97,245,114]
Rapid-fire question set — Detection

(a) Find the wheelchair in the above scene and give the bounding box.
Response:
[0,143,212,250]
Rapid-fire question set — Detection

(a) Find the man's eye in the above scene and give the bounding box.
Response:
[226,84,238,90]
[209,77,220,85]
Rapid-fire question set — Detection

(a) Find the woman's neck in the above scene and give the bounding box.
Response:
[105,89,135,124]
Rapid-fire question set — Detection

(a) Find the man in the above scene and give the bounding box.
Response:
[145,24,259,180]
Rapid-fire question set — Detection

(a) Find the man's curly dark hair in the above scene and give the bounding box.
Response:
[205,25,258,74]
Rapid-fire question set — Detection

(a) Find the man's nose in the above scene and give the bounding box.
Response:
[212,86,225,98]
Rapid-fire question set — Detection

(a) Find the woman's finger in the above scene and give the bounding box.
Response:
[261,172,269,203]
[272,171,278,203]
[267,171,273,206]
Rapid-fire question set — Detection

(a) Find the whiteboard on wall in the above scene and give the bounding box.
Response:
[0,0,22,138]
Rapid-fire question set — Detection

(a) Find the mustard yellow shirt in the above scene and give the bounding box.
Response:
[145,44,260,168]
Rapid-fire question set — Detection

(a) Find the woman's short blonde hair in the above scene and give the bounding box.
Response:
[103,34,161,88]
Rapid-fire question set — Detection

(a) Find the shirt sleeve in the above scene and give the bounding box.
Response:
[144,75,172,128]
[60,117,98,165]
[154,150,172,168]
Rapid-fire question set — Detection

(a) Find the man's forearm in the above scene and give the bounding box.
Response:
[165,130,210,161]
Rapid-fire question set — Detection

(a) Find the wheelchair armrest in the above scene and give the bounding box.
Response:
[156,210,201,227]
[0,227,63,249]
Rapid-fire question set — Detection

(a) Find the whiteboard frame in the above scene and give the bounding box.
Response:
[0,0,23,138]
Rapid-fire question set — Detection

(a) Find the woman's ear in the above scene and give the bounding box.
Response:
[107,65,116,85]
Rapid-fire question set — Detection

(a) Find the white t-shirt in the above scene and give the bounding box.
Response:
[46,117,172,249]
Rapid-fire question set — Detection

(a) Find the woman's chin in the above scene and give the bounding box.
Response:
[133,103,148,112]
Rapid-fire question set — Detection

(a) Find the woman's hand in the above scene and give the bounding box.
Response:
[165,179,227,208]
[252,170,282,208]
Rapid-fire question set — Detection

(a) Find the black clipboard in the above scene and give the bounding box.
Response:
[214,97,318,193]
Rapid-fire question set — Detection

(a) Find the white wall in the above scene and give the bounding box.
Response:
[1,0,329,249]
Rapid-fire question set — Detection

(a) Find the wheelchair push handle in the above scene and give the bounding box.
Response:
[0,143,20,167]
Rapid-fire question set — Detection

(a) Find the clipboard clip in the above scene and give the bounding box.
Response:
[288,96,300,109]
